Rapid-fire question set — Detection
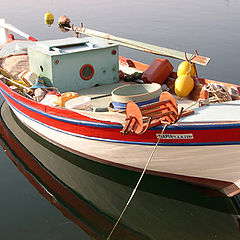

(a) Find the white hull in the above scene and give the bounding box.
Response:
[10,103,240,197]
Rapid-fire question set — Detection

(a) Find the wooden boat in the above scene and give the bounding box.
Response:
[1,102,240,240]
[0,17,240,202]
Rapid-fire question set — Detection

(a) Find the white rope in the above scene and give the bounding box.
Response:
[106,124,168,240]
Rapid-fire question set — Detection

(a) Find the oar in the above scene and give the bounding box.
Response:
[67,26,210,66]
[0,19,37,42]
[4,77,32,93]
[0,67,32,92]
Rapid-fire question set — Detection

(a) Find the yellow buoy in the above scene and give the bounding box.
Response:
[44,11,54,27]
[174,74,194,99]
[177,61,196,77]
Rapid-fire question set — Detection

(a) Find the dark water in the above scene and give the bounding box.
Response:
[0,0,240,239]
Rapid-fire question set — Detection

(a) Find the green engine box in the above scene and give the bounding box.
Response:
[28,37,119,92]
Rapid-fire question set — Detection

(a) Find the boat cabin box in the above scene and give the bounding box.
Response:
[28,37,119,92]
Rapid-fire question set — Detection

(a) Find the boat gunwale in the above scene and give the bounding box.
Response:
[1,82,240,131]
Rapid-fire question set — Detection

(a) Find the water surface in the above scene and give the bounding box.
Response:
[0,0,240,239]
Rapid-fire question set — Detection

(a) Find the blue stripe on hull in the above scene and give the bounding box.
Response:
[0,88,122,129]
[2,87,240,131]
[7,99,240,147]
[1,87,240,146]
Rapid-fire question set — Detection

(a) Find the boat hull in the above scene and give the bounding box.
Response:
[6,99,240,198]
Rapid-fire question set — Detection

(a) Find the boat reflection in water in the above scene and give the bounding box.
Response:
[0,102,240,240]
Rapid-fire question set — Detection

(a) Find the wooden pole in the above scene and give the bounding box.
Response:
[4,76,32,92]
[68,26,210,66]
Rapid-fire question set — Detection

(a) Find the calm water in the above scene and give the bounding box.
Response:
[0,0,240,239]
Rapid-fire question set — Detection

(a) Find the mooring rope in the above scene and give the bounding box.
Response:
[106,124,168,240]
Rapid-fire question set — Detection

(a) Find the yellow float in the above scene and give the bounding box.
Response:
[174,74,194,99]
[44,11,54,27]
[177,61,196,77]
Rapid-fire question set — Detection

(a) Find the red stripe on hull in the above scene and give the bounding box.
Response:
[1,81,240,145]
[0,81,117,124]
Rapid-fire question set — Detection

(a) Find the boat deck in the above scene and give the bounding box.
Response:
[179,100,240,123]
[74,82,240,124]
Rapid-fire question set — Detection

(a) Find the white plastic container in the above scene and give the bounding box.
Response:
[65,96,92,111]
[40,93,58,106]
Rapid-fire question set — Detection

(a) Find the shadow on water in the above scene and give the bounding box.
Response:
[1,101,240,240]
